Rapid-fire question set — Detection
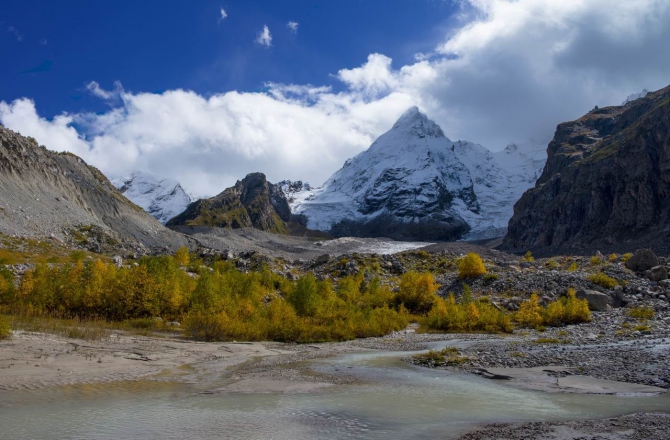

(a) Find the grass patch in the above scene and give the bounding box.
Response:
[411,347,468,367]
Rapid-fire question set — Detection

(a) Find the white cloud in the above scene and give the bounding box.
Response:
[287,21,299,33]
[255,25,272,47]
[2,0,670,198]
[218,7,227,23]
[6,26,23,42]
[85,81,124,101]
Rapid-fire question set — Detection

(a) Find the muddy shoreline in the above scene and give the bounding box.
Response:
[1,323,669,439]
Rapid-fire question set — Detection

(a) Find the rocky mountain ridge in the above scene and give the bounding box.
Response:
[503,84,670,254]
[167,172,296,234]
[0,126,189,253]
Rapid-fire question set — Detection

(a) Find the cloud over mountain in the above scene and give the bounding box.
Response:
[1,0,669,198]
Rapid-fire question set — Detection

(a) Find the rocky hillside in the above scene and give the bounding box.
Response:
[288,107,545,241]
[167,172,295,234]
[112,171,191,224]
[0,126,189,253]
[503,84,670,254]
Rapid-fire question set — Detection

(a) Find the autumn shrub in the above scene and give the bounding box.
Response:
[515,293,543,328]
[546,260,560,270]
[174,246,190,267]
[394,271,439,315]
[458,253,487,279]
[522,251,535,263]
[0,314,10,339]
[590,256,602,265]
[542,288,591,326]
[567,261,579,272]
[608,253,618,262]
[422,294,512,333]
[516,289,590,328]
[627,306,655,321]
[0,266,15,305]
[622,253,633,262]
[588,272,617,289]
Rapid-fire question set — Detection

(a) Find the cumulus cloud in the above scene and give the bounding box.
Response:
[2,0,670,198]
[287,21,299,33]
[218,7,227,23]
[255,25,272,47]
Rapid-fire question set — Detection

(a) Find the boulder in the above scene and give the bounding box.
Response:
[648,265,669,282]
[112,255,123,268]
[625,249,659,272]
[576,289,611,312]
[313,254,331,265]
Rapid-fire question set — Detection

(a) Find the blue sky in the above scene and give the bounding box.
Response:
[2,0,457,118]
[2,1,669,196]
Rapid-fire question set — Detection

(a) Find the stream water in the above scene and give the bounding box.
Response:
[1,344,668,439]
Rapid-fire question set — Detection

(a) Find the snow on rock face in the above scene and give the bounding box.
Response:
[284,107,546,241]
[112,172,192,224]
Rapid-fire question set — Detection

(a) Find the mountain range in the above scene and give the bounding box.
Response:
[282,107,545,241]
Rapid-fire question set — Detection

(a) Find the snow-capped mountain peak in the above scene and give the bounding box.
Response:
[285,107,546,241]
[112,171,192,224]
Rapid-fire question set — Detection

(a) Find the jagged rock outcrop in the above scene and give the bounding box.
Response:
[0,126,189,252]
[503,85,670,254]
[112,172,191,225]
[167,173,293,233]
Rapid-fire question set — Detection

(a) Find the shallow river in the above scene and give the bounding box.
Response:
[1,344,668,439]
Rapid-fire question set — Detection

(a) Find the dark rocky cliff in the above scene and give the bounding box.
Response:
[0,126,189,253]
[503,85,670,254]
[167,173,295,234]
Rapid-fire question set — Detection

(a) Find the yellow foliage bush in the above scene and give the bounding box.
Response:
[422,294,512,333]
[522,251,535,263]
[516,289,590,328]
[174,247,190,267]
[588,272,617,289]
[515,293,543,328]
[608,253,618,262]
[395,271,439,315]
[626,306,654,321]
[567,262,579,272]
[0,314,10,339]
[458,253,487,279]
[590,256,602,265]
[622,253,633,262]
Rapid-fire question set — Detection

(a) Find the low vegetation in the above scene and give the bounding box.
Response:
[515,290,591,329]
[411,347,468,367]
[588,272,618,289]
[457,253,487,279]
[0,314,10,339]
[0,249,597,342]
[627,306,655,321]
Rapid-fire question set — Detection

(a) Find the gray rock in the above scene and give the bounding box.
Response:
[626,249,659,272]
[313,254,331,265]
[112,255,123,268]
[648,265,669,281]
[576,289,611,312]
